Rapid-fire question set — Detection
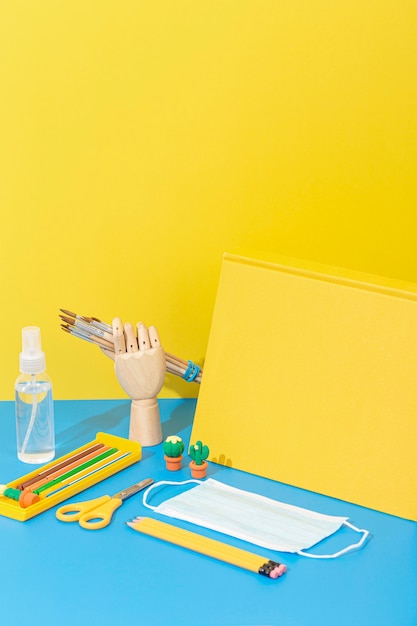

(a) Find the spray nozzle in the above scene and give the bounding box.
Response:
[20,326,46,374]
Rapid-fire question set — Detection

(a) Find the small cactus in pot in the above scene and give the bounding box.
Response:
[189,440,209,478]
[163,436,185,471]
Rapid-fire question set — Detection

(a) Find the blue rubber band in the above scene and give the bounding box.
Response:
[183,361,194,380]
[183,360,201,382]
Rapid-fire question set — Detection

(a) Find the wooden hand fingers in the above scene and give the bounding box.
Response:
[112,318,162,355]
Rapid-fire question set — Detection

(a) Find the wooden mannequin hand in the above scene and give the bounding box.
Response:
[113,321,166,400]
[112,319,166,446]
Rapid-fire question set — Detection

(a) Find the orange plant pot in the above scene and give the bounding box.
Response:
[189,460,208,479]
[164,455,182,471]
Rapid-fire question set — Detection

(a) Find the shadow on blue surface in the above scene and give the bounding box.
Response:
[54,398,197,458]
[55,400,131,454]
[161,398,196,439]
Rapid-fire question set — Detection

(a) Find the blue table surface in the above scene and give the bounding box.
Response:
[0,399,415,626]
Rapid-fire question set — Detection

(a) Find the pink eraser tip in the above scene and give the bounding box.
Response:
[269,564,287,578]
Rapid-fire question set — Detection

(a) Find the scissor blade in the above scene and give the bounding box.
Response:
[113,478,154,501]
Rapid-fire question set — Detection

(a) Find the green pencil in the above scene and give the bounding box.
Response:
[34,448,118,495]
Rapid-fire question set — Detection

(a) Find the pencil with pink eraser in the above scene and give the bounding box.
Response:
[127,516,287,579]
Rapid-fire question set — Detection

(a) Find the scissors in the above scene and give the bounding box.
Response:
[56,477,154,530]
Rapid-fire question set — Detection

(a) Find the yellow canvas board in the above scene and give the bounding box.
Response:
[191,253,417,520]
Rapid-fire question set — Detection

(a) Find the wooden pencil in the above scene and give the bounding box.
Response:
[42,450,130,499]
[127,517,286,579]
[17,443,105,490]
[34,448,119,495]
[24,446,112,492]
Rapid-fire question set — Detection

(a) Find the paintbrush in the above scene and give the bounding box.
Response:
[59,309,202,383]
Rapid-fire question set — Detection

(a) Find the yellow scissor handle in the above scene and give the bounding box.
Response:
[56,495,112,524]
[78,496,123,530]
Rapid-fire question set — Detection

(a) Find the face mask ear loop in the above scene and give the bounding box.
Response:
[296,522,370,558]
[142,479,203,511]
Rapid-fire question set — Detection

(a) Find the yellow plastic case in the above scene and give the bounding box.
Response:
[0,432,141,522]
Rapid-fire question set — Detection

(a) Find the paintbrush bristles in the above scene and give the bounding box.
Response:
[60,309,78,318]
[59,309,202,383]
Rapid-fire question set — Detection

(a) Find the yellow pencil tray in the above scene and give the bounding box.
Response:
[0,432,141,522]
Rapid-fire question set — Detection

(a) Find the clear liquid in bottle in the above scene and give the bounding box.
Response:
[15,327,55,464]
[15,376,55,463]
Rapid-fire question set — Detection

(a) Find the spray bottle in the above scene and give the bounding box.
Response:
[15,326,55,463]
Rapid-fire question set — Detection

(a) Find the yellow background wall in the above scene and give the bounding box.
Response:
[0,1,416,400]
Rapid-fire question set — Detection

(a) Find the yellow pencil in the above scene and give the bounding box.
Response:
[127,517,287,579]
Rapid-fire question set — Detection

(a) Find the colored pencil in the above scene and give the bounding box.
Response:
[34,448,119,495]
[17,443,105,490]
[43,450,130,498]
[127,517,286,579]
[24,446,111,492]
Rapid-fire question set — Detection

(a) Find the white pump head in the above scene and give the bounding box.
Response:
[19,326,46,374]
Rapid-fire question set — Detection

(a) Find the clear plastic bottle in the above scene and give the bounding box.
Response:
[15,326,55,463]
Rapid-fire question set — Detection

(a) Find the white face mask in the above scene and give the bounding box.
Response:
[142,478,369,558]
